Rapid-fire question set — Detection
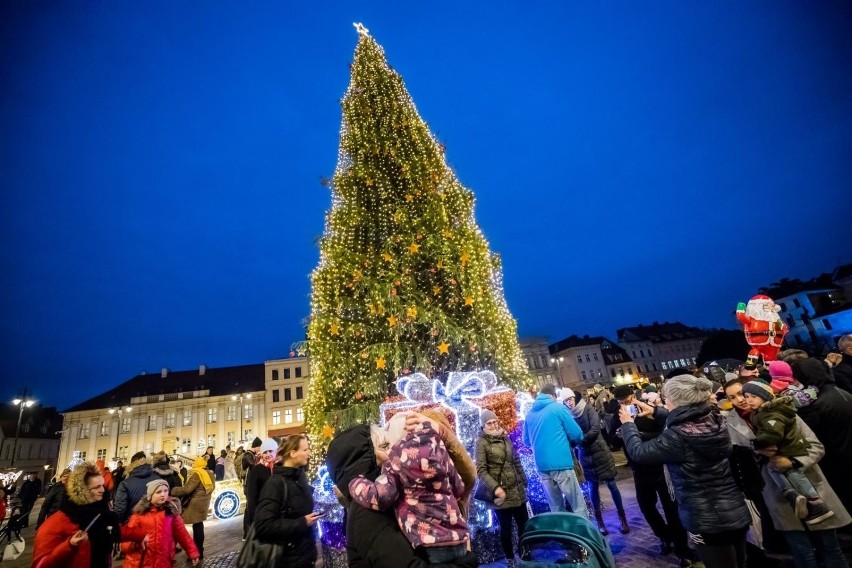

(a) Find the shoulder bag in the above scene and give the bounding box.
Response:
[236,477,291,568]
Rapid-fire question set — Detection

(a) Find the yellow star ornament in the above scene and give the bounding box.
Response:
[382,253,392,262]
[387,315,397,327]
[406,306,417,319]
[408,243,420,254]
[329,323,340,335]
[438,342,450,355]
[465,296,474,306]
[460,252,470,266]
[376,356,386,369]
[322,424,335,439]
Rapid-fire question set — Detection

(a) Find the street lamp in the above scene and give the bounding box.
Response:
[231,393,252,445]
[11,388,35,467]
[550,356,565,387]
[108,406,132,461]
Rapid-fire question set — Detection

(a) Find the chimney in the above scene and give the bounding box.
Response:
[199,364,207,376]
[161,367,169,378]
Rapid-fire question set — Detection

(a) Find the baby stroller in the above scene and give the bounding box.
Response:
[519,512,615,568]
[0,500,26,562]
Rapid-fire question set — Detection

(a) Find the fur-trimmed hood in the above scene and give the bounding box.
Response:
[66,463,98,505]
[132,494,182,515]
[125,456,150,477]
[153,464,173,477]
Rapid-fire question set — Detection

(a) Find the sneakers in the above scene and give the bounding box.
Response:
[805,498,835,525]
[784,490,809,519]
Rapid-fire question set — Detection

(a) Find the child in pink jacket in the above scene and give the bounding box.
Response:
[349,420,469,563]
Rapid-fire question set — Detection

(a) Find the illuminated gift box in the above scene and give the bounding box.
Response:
[379,370,516,448]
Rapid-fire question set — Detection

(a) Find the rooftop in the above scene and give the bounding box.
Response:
[616,321,707,344]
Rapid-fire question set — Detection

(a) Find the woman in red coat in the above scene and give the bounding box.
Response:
[121,479,200,567]
[32,462,120,568]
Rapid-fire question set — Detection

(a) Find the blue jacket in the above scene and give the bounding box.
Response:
[523,393,584,472]
[113,460,162,524]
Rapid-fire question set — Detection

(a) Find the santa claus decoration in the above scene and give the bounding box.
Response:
[736,294,788,366]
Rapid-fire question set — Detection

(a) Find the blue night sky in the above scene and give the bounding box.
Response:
[2,2,850,410]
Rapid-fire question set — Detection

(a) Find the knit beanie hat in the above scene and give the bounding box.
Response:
[146,479,169,500]
[259,438,278,454]
[480,409,498,427]
[540,383,557,397]
[767,360,795,393]
[251,437,263,448]
[742,380,775,402]
[612,384,634,400]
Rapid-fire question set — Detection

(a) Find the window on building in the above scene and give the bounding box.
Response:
[181,438,192,453]
[244,404,253,420]
[285,409,293,424]
[631,351,637,358]
[786,317,795,327]
[165,413,175,428]
[610,369,616,378]
[296,387,303,399]
[577,355,583,363]
[97,448,107,460]
[207,434,215,448]
[78,451,87,460]
[661,361,668,370]
[272,369,279,380]
[297,408,304,422]
[147,415,157,431]
[99,421,109,437]
[244,429,253,442]
[793,299,801,308]
[779,302,787,312]
[272,389,280,403]
[652,363,657,371]
[197,440,206,453]
[272,410,281,425]
[593,353,599,361]
[584,354,590,362]
[581,371,587,380]
[648,349,654,357]
[227,406,237,421]
[295,367,302,378]
[645,364,650,372]
[284,388,292,401]
[640,350,645,357]
[183,411,192,426]
[120,417,131,433]
[227,431,235,445]
[824,319,833,330]
[79,423,91,439]
[284,368,291,379]
[207,408,217,424]
[119,446,129,459]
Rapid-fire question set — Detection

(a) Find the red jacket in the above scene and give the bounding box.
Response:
[121,501,199,568]
[32,510,112,568]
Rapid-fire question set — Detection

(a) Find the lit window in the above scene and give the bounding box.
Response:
[661,361,668,370]
[183,411,192,426]
[79,423,91,439]
[147,415,157,431]
[296,408,304,422]
[227,406,237,421]
[207,408,217,424]
[97,448,107,460]
[99,421,109,437]
[244,404,253,419]
[285,409,293,424]
[165,413,176,428]
[121,418,131,433]
[272,410,281,425]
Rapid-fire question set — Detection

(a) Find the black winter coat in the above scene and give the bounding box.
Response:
[244,462,272,527]
[622,402,751,535]
[832,353,852,395]
[794,358,852,513]
[36,483,65,528]
[571,400,616,482]
[254,466,316,568]
[113,461,161,524]
[346,503,480,568]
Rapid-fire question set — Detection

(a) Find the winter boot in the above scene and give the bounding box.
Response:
[594,510,609,535]
[805,498,835,525]
[618,510,630,534]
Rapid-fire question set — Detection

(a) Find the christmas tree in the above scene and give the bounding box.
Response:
[304,24,533,460]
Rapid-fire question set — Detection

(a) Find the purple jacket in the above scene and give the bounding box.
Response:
[349,422,468,548]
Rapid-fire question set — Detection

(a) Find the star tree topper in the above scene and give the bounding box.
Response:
[353,22,370,36]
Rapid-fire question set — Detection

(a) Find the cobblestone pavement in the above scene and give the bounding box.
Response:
[8,456,852,568]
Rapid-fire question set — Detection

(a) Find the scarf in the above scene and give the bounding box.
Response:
[59,497,119,568]
[191,457,214,493]
[570,397,587,419]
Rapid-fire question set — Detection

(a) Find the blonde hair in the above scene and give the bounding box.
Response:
[370,424,389,452]
[277,434,307,462]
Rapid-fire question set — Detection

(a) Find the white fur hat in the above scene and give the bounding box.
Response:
[259,438,278,454]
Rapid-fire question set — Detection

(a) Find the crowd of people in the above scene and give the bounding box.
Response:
[3,334,851,568]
